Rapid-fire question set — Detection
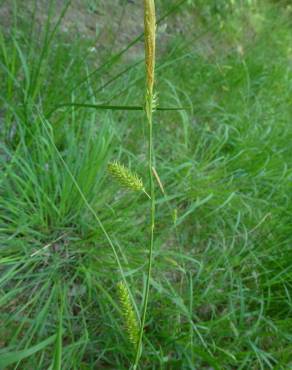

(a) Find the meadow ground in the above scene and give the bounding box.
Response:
[0,0,292,369]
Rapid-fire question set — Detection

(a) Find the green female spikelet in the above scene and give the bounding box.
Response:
[117,281,140,349]
[108,161,144,192]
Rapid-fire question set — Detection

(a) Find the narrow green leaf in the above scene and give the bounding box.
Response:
[0,335,56,368]
[191,346,221,370]
[48,103,188,117]
[52,296,63,370]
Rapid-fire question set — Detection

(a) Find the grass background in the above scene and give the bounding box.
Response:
[0,0,291,368]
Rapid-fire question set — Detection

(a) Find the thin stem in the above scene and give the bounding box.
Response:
[133,99,155,368]
[134,1,156,366]
[143,188,151,200]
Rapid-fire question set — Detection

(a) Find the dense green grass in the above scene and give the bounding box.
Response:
[0,0,291,369]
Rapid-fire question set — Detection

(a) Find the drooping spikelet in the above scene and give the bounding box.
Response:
[117,281,140,348]
[144,0,156,96]
[108,161,144,192]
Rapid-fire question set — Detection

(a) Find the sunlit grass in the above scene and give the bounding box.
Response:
[0,0,291,369]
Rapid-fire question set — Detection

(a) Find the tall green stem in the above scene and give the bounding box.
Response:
[133,94,155,369]
[133,1,156,367]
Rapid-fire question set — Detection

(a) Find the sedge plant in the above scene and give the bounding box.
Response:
[108,1,157,367]
[1,1,292,369]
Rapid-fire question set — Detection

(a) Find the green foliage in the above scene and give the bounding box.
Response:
[0,335,56,368]
[0,0,291,369]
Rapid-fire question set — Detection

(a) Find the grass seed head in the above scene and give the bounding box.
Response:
[117,281,140,349]
[108,161,144,192]
[144,0,156,96]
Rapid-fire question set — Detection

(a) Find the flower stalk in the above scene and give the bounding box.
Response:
[133,0,156,368]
